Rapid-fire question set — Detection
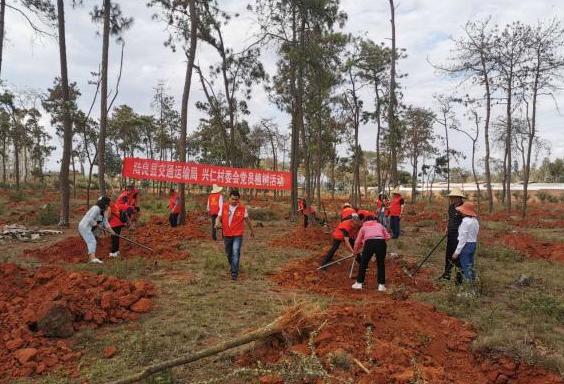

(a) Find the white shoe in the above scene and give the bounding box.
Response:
[352,282,363,290]
[109,251,120,258]
[378,284,386,292]
[389,252,398,258]
[89,257,103,264]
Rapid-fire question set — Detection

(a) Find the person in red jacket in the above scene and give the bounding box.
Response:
[388,187,405,257]
[168,188,181,227]
[357,209,376,222]
[118,184,140,229]
[352,217,391,291]
[216,190,255,280]
[207,184,224,240]
[320,214,361,269]
[340,203,356,222]
[108,197,130,257]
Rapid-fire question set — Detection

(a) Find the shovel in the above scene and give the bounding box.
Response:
[102,228,154,252]
[405,234,447,278]
[317,253,355,270]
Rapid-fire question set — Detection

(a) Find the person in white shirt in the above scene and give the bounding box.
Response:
[78,196,116,264]
[452,201,479,283]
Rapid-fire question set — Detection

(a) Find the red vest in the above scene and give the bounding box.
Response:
[168,193,181,214]
[389,196,404,216]
[208,193,222,216]
[332,219,358,241]
[221,203,246,237]
[297,199,304,211]
[109,202,128,228]
[341,207,356,220]
[357,209,375,220]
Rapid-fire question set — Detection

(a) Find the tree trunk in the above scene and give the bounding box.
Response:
[388,0,398,185]
[13,139,19,189]
[289,4,299,220]
[97,0,111,196]
[178,0,198,226]
[505,71,513,211]
[523,67,539,218]
[374,81,382,192]
[480,53,494,213]
[0,0,5,78]
[444,112,450,192]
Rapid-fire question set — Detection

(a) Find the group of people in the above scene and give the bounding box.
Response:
[318,187,480,293]
[78,185,140,264]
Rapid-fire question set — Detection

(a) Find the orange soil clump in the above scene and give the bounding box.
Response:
[270,226,330,251]
[23,214,207,263]
[0,263,155,382]
[271,254,435,296]
[239,302,562,384]
[498,232,564,262]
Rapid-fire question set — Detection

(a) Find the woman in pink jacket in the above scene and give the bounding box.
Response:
[352,217,391,291]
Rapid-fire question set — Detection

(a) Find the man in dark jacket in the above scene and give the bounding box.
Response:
[438,188,465,283]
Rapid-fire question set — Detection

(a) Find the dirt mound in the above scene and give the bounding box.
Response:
[0,263,155,381]
[271,254,435,296]
[239,302,562,384]
[499,232,564,262]
[23,215,207,263]
[483,205,564,229]
[270,226,330,251]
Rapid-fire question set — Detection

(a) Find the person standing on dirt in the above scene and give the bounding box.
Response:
[168,188,181,227]
[216,190,255,281]
[108,196,130,258]
[352,216,391,291]
[119,184,140,229]
[388,188,404,257]
[320,214,361,269]
[376,193,389,227]
[78,196,116,264]
[452,201,479,286]
[207,184,224,240]
[340,203,356,222]
[438,188,466,283]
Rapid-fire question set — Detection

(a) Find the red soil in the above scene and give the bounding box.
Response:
[483,204,564,229]
[23,214,207,263]
[240,302,562,384]
[270,226,331,251]
[497,232,564,262]
[0,263,155,382]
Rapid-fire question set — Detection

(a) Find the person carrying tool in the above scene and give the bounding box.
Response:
[168,188,181,227]
[118,184,140,229]
[438,188,466,283]
[216,190,255,281]
[108,196,130,258]
[452,201,479,286]
[388,187,404,257]
[351,216,391,291]
[78,196,116,264]
[340,203,356,222]
[320,214,361,269]
[207,184,224,240]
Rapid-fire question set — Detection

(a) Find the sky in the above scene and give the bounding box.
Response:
[3,0,563,173]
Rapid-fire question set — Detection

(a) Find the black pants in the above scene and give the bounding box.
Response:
[356,239,387,284]
[111,226,122,253]
[444,234,463,284]
[169,212,179,227]
[211,215,218,240]
[321,238,354,267]
[304,214,309,228]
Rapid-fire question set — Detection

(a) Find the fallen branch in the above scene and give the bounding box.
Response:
[108,306,307,384]
[352,357,370,374]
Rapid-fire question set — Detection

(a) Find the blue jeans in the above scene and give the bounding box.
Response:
[459,242,476,282]
[224,236,243,279]
[390,216,400,239]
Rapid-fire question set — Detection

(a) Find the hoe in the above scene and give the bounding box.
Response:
[404,234,447,278]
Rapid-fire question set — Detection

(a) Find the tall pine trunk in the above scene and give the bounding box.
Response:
[0,0,5,78]
[505,78,513,212]
[97,0,110,196]
[388,0,398,185]
[482,54,494,213]
[178,0,197,226]
[523,65,539,218]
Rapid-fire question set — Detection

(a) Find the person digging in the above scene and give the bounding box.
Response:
[78,196,116,264]
[388,187,404,257]
[340,202,356,222]
[438,187,466,283]
[168,188,181,227]
[352,215,391,291]
[215,190,255,281]
[207,184,224,240]
[108,195,131,258]
[320,214,361,270]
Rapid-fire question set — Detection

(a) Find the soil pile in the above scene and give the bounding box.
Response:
[240,302,562,384]
[483,205,564,229]
[0,263,155,381]
[499,232,564,262]
[23,214,207,263]
[270,226,330,251]
[271,254,435,296]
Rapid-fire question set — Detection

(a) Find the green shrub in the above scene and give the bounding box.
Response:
[536,191,549,202]
[559,193,564,203]
[521,294,564,322]
[249,207,279,221]
[8,190,26,202]
[36,203,60,226]
[494,191,504,202]
[0,201,4,215]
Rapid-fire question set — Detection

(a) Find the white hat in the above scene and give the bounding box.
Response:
[447,188,466,198]
[391,187,401,195]
[211,184,223,193]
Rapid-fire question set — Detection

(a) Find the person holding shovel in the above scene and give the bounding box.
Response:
[452,201,479,286]
[78,196,116,264]
[108,196,130,258]
[352,216,391,291]
[438,187,466,283]
[320,214,361,269]
[216,190,255,281]
[207,184,224,240]
[388,187,404,257]
[168,188,181,227]
[340,203,356,221]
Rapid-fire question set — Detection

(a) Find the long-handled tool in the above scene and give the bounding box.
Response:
[317,253,355,270]
[406,234,447,277]
[102,228,154,252]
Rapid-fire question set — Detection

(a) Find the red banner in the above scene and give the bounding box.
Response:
[122,157,292,191]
